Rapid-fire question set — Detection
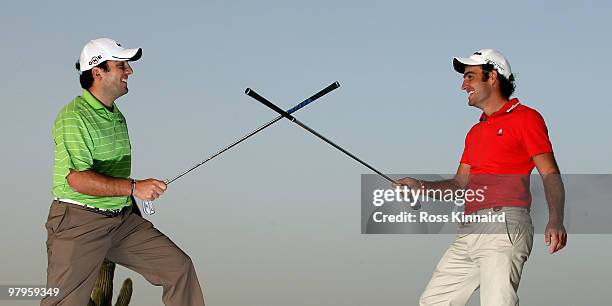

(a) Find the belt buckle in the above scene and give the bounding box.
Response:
[106,207,123,217]
[93,206,123,217]
[461,214,473,226]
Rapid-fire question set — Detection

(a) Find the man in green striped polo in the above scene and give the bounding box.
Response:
[43,38,205,306]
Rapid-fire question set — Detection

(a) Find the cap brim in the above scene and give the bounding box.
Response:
[453,57,484,74]
[111,47,142,62]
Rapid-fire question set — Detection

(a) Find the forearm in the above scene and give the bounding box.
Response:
[67,169,132,197]
[420,179,464,201]
[396,165,469,201]
[542,173,565,223]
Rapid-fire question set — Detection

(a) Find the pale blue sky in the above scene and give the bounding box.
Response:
[1,1,611,305]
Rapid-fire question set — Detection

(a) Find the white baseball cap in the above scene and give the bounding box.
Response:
[453,49,512,79]
[77,38,142,72]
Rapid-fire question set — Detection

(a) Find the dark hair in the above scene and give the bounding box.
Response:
[481,64,515,99]
[75,61,109,89]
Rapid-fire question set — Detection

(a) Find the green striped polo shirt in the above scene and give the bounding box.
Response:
[52,89,132,210]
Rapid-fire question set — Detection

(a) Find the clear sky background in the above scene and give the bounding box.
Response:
[1,1,611,305]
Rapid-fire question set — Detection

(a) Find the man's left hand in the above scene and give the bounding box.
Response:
[545,220,567,254]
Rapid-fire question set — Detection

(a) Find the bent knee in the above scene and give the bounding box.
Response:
[419,292,439,306]
[174,251,195,273]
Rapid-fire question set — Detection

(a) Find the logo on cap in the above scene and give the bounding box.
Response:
[89,55,102,66]
[486,60,505,74]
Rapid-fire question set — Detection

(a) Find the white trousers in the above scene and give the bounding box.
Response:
[420,207,534,306]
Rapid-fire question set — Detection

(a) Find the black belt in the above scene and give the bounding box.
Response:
[55,200,129,217]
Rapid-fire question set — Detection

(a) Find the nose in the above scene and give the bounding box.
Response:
[125,62,133,75]
[461,78,468,91]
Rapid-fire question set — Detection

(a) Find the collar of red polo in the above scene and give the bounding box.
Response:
[479,98,521,121]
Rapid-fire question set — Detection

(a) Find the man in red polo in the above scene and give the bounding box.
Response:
[396,49,566,305]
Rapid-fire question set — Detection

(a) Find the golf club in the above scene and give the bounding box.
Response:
[142,81,340,215]
[244,88,396,184]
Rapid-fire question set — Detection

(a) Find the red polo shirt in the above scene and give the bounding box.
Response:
[460,98,553,214]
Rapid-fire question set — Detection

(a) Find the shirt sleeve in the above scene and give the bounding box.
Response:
[54,111,94,172]
[521,110,553,157]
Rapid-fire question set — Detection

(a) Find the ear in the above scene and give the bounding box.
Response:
[488,69,499,86]
[91,66,104,82]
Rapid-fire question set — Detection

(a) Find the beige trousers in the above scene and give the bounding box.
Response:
[41,200,205,306]
[420,207,534,306]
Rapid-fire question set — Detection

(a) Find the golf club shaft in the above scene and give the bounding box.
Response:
[293,119,396,183]
[167,82,340,185]
[244,88,396,184]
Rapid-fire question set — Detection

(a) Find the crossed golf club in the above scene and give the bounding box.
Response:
[142,81,396,214]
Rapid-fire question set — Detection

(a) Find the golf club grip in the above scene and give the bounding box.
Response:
[286,81,340,114]
[245,88,296,121]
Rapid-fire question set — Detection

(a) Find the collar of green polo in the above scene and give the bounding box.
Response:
[82,89,120,118]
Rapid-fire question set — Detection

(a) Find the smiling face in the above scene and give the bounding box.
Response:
[94,60,133,100]
[461,65,493,109]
